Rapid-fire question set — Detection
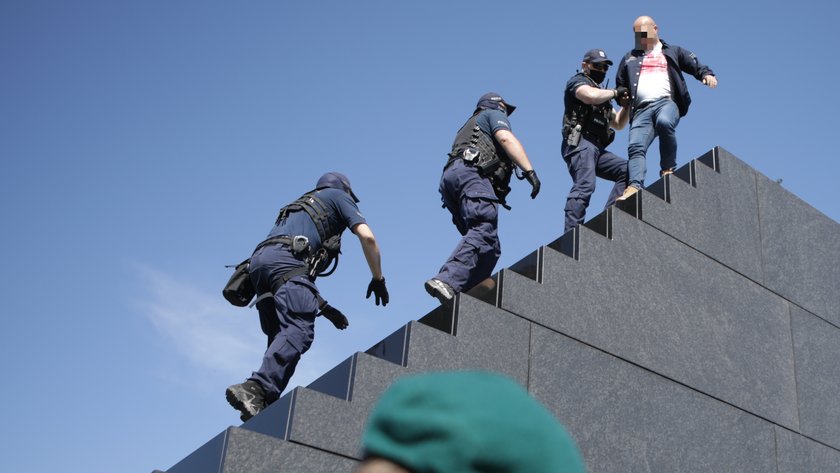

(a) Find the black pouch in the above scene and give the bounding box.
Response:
[222,259,255,307]
[309,235,342,277]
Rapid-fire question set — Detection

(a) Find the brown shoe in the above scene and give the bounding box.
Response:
[617,186,640,201]
[660,168,675,177]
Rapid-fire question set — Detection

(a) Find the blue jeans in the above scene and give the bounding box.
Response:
[627,98,680,188]
[562,137,627,232]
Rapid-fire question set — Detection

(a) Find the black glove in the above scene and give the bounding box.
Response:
[320,303,349,330]
[523,170,541,199]
[366,277,389,306]
[614,86,630,106]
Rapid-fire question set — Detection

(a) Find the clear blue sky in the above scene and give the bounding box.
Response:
[2,1,838,472]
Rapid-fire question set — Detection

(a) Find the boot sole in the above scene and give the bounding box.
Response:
[226,386,259,421]
[424,280,453,304]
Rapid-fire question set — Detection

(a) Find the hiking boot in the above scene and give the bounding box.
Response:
[226,380,266,421]
[660,168,675,177]
[616,185,640,201]
[424,278,455,304]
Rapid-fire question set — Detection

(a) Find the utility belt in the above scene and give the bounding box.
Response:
[563,120,613,148]
[447,147,514,208]
[254,235,308,257]
[445,147,495,171]
[248,235,324,308]
[222,236,310,308]
[253,233,338,279]
[581,128,614,148]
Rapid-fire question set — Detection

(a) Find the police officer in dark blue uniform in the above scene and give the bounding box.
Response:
[226,172,388,421]
[425,93,541,303]
[562,49,631,232]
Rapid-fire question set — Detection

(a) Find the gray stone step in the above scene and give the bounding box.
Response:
[165,426,356,473]
[637,151,765,283]
[501,210,800,431]
[234,291,531,459]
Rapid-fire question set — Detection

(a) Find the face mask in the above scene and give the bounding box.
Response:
[587,68,606,84]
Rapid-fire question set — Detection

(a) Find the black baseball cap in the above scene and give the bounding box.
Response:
[582,49,613,65]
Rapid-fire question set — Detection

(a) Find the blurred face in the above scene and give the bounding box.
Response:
[634,19,658,50]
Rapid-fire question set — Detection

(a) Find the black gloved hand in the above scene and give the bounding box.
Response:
[320,303,349,330]
[614,86,630,106]
[366,277,389,306]
[523,170,541,199]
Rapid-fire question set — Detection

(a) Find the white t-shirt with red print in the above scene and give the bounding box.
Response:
[635,42,671,105]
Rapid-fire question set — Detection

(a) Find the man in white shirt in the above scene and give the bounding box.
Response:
[615,16,717,200]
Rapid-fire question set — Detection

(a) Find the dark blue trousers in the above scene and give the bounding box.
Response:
[248,245,319,404]
[562,137,628,232]
[434,160,501,293]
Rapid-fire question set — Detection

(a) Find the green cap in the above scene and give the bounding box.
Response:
[361,371,586,473]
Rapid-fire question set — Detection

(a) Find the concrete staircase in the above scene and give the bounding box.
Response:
[161,147,840,473]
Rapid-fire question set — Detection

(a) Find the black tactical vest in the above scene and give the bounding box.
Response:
[563,75,615,147]
[276,192,336,242]
[447,113,515,205]
[275,191,342,276]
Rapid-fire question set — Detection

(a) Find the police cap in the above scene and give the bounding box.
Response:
[316,172,359,203]
[582,48,613,65]
[475,92,516,116]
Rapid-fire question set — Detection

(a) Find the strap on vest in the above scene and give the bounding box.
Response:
[276,193,334,243]
[269,266,311,293]
[249,265,312,308]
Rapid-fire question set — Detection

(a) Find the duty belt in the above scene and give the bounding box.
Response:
[253,235,293,253]
[249,237,315,307]
[581,129,608,148]
[251,234,312,293]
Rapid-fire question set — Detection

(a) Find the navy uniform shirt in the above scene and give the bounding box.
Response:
[267,187,366,250]
[475,109,512,137]
[564,72,598,116]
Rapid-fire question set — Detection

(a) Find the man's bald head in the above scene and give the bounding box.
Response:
[633,15,659,50]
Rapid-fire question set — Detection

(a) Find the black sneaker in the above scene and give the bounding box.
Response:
[424,278,455,304]
[226,380,266,421]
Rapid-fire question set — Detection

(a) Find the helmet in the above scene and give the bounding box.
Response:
[316,172,359,203]
[474,92,516,116]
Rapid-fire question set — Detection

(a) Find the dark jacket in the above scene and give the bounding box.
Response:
[615,40,714,121]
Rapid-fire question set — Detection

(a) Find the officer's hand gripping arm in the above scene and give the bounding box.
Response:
[613,86,630,106]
